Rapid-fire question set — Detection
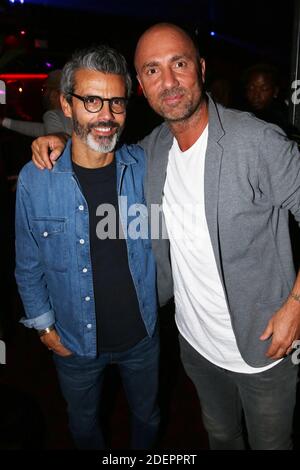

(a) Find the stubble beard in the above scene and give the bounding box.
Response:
[155,87,203,124]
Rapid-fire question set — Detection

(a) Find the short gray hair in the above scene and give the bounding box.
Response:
[61,45,132,103]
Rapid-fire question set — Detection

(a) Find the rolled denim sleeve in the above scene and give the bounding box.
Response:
[15,175,54,329]
[20,309,55,329]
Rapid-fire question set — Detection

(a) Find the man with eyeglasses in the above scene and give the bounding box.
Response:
[15,45,162,449]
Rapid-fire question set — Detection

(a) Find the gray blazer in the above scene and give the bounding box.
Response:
[140,95,300,367]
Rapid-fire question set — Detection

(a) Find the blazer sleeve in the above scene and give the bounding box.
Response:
[258,124,300,223]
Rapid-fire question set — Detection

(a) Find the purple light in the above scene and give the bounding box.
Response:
[210,31,216,37]
[45,62,53,68]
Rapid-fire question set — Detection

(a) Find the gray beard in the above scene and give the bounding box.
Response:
[73,118,122,153]
[86,132,118,153]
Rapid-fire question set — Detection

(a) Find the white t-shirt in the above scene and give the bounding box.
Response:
[162,126,280,373]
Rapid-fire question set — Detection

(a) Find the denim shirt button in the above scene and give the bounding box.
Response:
[79,239,85,244]
[82,267,88,273]
[43,231,48,237]
[86,323,92,329]
[85,296,90,301]
[78,205,84,211]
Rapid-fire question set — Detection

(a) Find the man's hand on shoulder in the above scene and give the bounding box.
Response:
[31,133,68,170]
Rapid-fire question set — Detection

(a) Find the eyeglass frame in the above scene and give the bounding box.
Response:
[68,92,128,114]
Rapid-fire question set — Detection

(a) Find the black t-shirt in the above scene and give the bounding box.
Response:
[73,159,146,352]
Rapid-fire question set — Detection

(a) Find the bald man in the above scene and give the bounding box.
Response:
[31,24,300,450]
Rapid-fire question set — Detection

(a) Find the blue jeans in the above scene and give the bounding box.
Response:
[53,332,160,449]
[179,334,299,450]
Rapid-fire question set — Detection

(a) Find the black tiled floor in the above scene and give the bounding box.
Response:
[0,302,208,450]
[1,299,300,450]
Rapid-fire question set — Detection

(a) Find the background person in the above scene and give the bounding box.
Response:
[0,69,72,137]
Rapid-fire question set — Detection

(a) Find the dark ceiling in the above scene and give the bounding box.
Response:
[9,0,294,45]
[0,0,296,77]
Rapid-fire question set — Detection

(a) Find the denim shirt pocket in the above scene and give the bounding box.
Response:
[31,217,68,272]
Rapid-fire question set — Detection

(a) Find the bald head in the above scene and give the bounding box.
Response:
[134,23,199,74]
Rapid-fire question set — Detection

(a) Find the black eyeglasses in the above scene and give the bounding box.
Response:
[69,92,127,114]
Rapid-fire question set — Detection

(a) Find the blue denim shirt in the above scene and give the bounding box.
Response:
[15,140,157,357]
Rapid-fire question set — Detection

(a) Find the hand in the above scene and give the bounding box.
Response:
[260,299,300,359]
[31,133,68,170]
[40,328,73,357]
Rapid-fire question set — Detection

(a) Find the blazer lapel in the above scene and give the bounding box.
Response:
[205,97,225,280]
[147,123,173,207]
